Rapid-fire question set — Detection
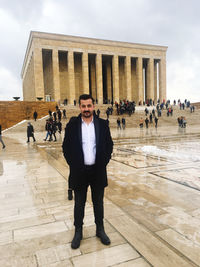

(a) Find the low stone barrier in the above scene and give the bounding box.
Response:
[0,101,57,130]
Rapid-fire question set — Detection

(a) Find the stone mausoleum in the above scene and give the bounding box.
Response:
[21,31,167,104]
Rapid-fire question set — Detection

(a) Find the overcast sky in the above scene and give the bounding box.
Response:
[0,0,200,102]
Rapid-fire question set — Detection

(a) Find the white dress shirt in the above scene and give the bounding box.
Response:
[81,118,96,165]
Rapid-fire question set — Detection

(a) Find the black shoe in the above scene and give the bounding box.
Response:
[71,227,82,249]
[2,145,5,149]
[96,226,110,245]
[68,189,73,200]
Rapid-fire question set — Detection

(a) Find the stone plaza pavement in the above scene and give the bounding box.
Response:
[0,119,200,266]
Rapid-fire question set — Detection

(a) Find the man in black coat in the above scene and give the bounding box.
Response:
[27,122,36,143]
[33,111,38,121]
[62,94,113,249]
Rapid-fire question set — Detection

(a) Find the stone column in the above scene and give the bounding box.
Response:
[106,61,112,102]
[68,51,76,104]
[125,56,131,100]
[52,49,61,102]
[34,47,45,100]
[112,55,119,103]
[159,58,167,103]
[146,58,154,101]
[154,61,158,103]
[136,57,143,104]
[90,59,96,100]
[96,54,103,104]
[82,52,89,94]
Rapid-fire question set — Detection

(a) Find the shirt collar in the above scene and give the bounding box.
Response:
[81,116,94,125]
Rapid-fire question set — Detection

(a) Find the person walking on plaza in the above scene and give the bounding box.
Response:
[97,109,100,118]
[155,116,158,128]
[117,117,121,129]
[57,109,62,121]
[33,111,38,121]
[27,122,36,143]
[62,94,113,249]
[50,120,57,141]
[106,108,110,119]
[0,125,5,149]
[57,120,62,134]
[122,117,126,130]
[182,117,187,128]
[145,117,149,128]
[149,113,153,123]
[63,109,67,119]
[53,111,57,121]
[139,118,144,128]
[44,119,51,141]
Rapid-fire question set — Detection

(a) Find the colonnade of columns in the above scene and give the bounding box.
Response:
[34,49,166,104]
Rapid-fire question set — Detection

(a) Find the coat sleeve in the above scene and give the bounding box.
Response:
[62,122,72,166]
[105,122,113,165]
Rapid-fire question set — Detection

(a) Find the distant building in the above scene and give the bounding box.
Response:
[21,31,167,104]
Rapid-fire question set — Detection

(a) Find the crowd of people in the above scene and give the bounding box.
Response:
[115,100,136,116]
[177,116,187,128]
[26,106,67,143]
[139,115,158,129]
[1,97,195,150]
[24,97,197,144]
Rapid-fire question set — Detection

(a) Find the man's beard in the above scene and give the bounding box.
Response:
[82,111,92,118]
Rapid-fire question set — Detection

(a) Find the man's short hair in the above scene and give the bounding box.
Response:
[79,94,94,104]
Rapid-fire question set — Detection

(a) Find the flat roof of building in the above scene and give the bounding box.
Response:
[21,31,168,78]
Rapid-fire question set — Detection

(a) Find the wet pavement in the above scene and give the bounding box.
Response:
[0,119,200,266]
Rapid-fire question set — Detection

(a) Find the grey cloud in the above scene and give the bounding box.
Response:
[1,0,44,22]
[1,0,200,101]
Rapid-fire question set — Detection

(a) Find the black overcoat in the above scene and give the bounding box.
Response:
[62,114,113,190]
[27,125,34,137]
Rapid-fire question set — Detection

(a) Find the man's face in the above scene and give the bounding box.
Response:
[79,98,94,118]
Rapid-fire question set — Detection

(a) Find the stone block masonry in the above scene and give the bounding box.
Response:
[0,101,57,130]
[21,31,167,104]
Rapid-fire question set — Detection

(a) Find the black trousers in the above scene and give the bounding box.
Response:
[27,134,36,142]
[74,165,104,228]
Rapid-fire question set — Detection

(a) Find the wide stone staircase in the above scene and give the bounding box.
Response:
[3,103,199,136]
[59,103,200,129]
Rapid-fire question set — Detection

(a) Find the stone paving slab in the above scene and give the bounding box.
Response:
[1,121,200,266]
[71,244,140,267]
[108,215,193,267]
[157,228,200,266]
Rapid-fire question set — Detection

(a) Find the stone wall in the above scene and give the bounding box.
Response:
[0,101,57,130]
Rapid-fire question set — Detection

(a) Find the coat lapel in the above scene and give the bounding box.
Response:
[94,115,100,148]
[78,114,82,147]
